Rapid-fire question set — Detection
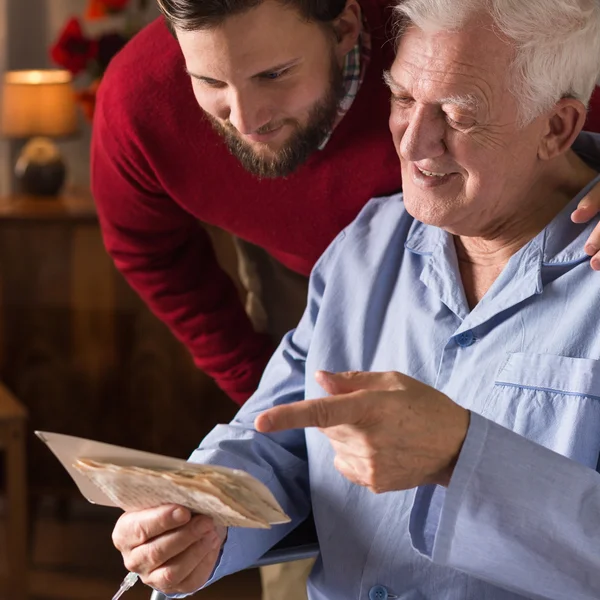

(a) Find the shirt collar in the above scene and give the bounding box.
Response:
[541,173,600,265]
[405,149,600,265]
[319,18,371,150]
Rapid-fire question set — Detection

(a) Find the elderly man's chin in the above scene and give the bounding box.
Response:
[402,165,465,227]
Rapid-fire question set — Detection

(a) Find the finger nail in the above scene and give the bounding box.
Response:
[256,414,272,431]
[592,258,600,270]
[172,508,188,524]
[316,370,334,379]
[585,244,598,256]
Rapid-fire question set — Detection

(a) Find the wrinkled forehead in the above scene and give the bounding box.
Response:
[391,23,514,106]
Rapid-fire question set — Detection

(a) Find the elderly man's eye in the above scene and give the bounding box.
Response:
[391,95,413,107]
[446,115,474,129]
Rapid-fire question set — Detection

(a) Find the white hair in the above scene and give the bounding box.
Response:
[394,0,600,125]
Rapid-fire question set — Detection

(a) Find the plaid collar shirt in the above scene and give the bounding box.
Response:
[319,22,372,149]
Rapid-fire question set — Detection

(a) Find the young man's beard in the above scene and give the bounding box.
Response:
[205,55,345,178]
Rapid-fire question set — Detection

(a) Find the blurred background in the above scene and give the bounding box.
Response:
[0,1,260,598]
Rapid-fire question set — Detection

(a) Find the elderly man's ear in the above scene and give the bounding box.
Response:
[538,98,588,160]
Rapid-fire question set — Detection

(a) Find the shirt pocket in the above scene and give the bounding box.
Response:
[482,352,600,469]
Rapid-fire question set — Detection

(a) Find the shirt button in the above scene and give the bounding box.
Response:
[455,330,475,347]
[368,585,389,600]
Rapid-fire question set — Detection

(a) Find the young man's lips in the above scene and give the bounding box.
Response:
[243,124,285,143]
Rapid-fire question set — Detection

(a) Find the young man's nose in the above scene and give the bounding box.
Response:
[226,89,272,135]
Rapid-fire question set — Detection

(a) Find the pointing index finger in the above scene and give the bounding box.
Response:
[255,394,360,433]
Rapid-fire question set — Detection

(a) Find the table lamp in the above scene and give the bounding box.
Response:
[1,69,78,197]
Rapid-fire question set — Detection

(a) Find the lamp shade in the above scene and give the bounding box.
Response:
[1,70,78,138]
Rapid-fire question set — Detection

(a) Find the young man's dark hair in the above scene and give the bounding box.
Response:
[157,0,347,30]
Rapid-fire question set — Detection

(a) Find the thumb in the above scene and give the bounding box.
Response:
[315,370,399,395]
[572,197,600,224]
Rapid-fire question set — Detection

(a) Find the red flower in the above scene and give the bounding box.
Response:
[86,0,108,19]
[85,0,130,20]
[50,18,98,76]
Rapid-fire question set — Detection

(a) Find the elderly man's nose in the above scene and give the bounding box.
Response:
[399,111,446,162]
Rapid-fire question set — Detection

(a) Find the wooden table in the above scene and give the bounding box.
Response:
[0,192,98,223]
[0,191,236,495]
[0,382,28,600]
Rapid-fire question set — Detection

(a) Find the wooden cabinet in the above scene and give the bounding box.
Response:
[0,191,238,495]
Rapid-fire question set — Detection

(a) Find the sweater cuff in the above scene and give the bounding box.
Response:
[212,336,276,405]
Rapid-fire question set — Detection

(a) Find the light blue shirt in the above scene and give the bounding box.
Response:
[189,134,600,600]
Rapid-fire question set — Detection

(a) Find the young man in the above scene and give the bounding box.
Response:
[92,0,397,407]
[92,1,395,597]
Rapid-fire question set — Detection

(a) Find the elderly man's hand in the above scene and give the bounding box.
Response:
[255,371,470,493]
[572,184,600,269]
[112,505,226,596]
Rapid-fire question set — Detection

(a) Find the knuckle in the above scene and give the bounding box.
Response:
[364,456,385,487]
[148,573,177,595]
[150,577,176,596]
[112,513,136,551]
[365,445,378,460]
[357,429,373,447]
[313,399,331,428]
[123,555,140,574]
[355,429,377,455]
[159,565,179,589]
[333,455,348,477]
[131,519,148,545]
[370,482,387,494]
[365,460,377,483]
[215,523,228,541]
[389,371,405,387]
[111,528,124,552]
[144,543,164,569]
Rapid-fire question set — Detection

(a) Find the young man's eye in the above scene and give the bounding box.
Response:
[196,77,225,88]
[261,69,289,80]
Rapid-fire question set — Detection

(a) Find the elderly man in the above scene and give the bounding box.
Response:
[112,0,600,597]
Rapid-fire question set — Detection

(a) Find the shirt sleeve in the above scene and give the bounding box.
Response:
[177,231,347,592]
[90,94,274,405]
[410,411,600,599]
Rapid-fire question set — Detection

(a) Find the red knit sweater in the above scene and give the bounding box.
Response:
[91,9,600,405]
[91,3,399,404]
